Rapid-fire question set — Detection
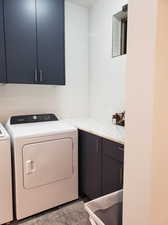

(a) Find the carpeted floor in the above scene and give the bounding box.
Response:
[16,201,91,225]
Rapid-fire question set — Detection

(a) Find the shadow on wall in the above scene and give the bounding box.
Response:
[0,84,58,122]
[0,79,89,122]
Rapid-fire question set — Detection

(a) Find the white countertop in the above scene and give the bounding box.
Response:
[64,118,125,145]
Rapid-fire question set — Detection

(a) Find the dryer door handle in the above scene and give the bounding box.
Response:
[25,160,36,175]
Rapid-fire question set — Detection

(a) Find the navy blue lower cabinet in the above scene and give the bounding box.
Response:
[79,130,102,199]
[102,139,124,195]
[0,0,6,83]
[79,130,124,199]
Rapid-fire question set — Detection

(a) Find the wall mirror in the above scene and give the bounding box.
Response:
[112,4,128,58]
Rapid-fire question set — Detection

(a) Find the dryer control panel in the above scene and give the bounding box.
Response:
[10,114,58,125]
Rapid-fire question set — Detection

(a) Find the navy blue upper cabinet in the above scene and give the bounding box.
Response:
[36,0,65,85]
[0,0,6,83]
[3,0,65,85]
[4,0,37,84]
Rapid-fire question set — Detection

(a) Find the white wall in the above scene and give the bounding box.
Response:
[0,2,89,123]
[151,1,168,224]
[66,0,96,8]
[88,0,127,124]
[124,0,157,224]
[124,0,168,224]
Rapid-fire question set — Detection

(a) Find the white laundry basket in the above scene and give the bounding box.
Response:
[85,190,123,225]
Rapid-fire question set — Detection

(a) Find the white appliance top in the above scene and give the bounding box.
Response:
[0,123,9,140]
[6,120,77,139]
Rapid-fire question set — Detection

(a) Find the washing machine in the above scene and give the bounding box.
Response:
[0,123,13,224]
[6,114,78,220]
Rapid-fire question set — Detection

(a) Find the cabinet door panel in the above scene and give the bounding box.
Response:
[102,139,124,195]
[102,154,123,195]
[4,0,37,84]
[36,0,65,85]
[103,139,124,162]
[0,0,6,82]
[79,130,101,199]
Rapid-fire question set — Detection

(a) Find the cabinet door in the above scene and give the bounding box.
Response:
[102,139,124,195]
[4,0,37,84]
[36,0,65,85]
[102,155,123,195]
[0,0,6,83]
[79,130,101,199]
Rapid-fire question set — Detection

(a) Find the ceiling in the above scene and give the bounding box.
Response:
[66,0,96,7]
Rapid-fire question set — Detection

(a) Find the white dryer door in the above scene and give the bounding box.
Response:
[23,138,73,189]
